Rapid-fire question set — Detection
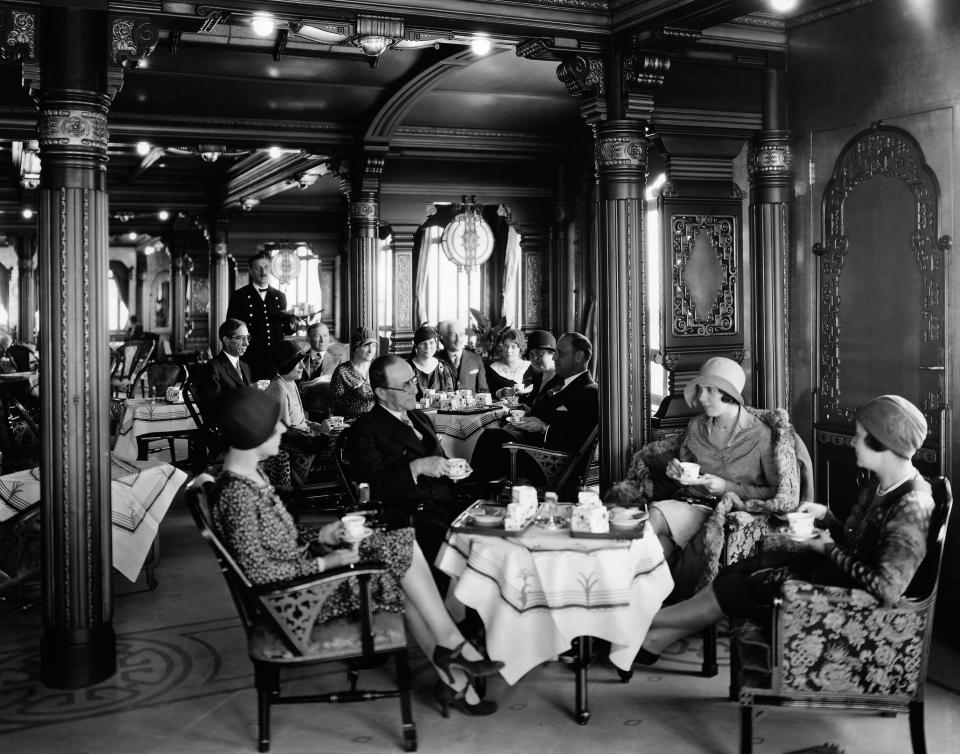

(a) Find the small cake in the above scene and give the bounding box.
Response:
[505,485,538,529]
[571,491,609,533]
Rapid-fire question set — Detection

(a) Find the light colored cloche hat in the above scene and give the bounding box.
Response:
[683,357,746,407]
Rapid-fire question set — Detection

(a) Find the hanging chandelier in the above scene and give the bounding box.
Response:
[441,195,495,272]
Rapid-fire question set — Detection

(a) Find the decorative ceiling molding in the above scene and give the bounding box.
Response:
[393,126,568,153]
[787,0,878,29]
[383,181,553,198]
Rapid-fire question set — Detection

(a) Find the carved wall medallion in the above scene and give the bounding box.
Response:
[747,142,791,179]
[818,124,945,432]
[40,109,108,150]
[0,9,35,60]
[556,55,605,97]
[111,17,159,69]
[670,214,738,337]
[594,135,647,170]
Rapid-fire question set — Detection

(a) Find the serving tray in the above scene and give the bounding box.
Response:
[450,501,533,537]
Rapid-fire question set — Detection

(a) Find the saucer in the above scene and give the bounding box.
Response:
[785,531,817,542]
[341,527,374,543]
[447,464,472,481]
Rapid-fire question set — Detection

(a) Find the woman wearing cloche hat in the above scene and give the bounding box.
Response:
[211,385,504,716]
[408,324,455,400]
[329,325,379,419]
[634,393,934,665]
[642,357,797,570]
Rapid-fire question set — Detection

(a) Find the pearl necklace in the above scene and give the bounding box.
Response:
[876,469,918,496]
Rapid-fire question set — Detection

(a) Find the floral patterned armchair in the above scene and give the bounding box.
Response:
[186,476,417,753]
[733,476,952,754]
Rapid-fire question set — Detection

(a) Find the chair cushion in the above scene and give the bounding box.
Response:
[249,610,407,664]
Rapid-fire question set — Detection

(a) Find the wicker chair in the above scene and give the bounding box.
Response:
[186,475,417,753]
[734,476,952,754]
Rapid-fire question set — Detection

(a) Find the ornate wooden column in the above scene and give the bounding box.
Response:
[16,232,37,341]
[169,249,188,352]
[346,151,384,332]
[208,219,230,353]
[551,50,666,488]
[749,68,792,409]
[549,164,575,333]
[11,6,155,687]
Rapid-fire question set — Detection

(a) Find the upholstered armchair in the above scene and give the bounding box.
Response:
[733,476,952,754]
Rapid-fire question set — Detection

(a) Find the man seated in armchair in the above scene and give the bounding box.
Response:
[469,332,599,488]
[604,357,804,599]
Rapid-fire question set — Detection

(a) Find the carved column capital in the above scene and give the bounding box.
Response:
[557,55,605,97]
[0,8,36,61]
[593,121,649,185]
[110,16,158,69]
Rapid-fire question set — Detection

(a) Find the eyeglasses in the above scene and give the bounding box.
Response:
[229,335,251,343]
[381,377,418,392]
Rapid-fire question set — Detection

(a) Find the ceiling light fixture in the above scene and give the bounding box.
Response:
[348,14,405,69]
[128,231,138,241]
[470,37,492,55]
[441,195,495,272]
[158,210,170,221]
[268,146,283,159]
[136,141,151,156]
[21,208,34,220]
[251,13,276,38]
[769,0,799,12]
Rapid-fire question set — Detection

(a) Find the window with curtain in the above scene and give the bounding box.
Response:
[377,235,394,333]
[107,269,130,331]
[417,225,483,325]
[646,173,668,413]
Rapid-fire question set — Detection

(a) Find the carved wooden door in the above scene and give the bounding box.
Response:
[814,124,950,516]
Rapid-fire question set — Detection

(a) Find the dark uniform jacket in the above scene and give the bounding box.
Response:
[226,284,296,380]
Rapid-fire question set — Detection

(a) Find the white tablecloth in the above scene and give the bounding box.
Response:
[433,407,508,460]
[436,523,674,684]
[113,398,196,461]
[0,455,187,581]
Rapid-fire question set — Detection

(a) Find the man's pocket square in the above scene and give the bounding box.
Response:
[469,368,479,374]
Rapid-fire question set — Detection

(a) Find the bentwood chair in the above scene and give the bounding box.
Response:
[733,476,953,754]
[186,475,417,752]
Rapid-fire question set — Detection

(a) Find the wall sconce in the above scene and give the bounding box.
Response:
[348,15,404,68]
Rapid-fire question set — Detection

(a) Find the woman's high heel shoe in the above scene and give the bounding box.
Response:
[434,680,497,718]
[433,642,504,684]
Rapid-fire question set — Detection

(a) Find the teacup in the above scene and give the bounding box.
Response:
[678,461,700,482]
[459,389,473,400]
[510,409,526,423]
[165,387,183,403]
[477,392,493,406]
[786,511,816,537]
[448,458,468,476]
[503,395,519,408]
[341,514,366,539]
[328,415,345,429]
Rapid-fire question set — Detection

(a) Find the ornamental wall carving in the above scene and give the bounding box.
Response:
[594,135,647,170]
[670,214,737,337]
[817,124,947,431]
[0,9,35,60]
[747,141,791,179]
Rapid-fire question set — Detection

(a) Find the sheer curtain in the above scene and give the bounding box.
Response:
[501,226,522,328]
[415,226,440,325]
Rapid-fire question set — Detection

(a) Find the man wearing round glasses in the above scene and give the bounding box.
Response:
[194,318,253,421]
[346,354,468,569]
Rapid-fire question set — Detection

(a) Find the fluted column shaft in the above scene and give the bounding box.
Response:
[170,251,187,352]
[37,5,115,688]
[594,121,649,488]
[16,233,37,341]
[209,239,230,353]
[348,191,380,332]
[749,68,792,410]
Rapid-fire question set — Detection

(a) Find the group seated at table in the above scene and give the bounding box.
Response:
[635,394,934,665]
[210,386,502,716]
[345,354,471,571]
[329,326,378,420]
[469,331,599,489]
[604,357,805,597]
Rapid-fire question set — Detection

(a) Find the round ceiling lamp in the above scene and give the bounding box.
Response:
[441,195,495,272]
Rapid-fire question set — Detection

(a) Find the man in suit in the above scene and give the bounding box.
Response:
[226,251,297,380]
[298,321,342,419]
[193,318,253,423]
[346,354,468,567]
[469,332,599,484]
[437,319,488,393]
